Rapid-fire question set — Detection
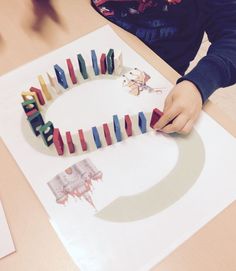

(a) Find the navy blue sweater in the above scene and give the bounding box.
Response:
[92,0,236,103]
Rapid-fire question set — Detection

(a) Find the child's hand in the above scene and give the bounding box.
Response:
[153,80,203,135]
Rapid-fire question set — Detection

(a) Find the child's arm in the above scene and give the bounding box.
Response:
[156,0,236,134]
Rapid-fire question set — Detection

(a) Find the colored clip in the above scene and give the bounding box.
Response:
[92,127,102,149]
[103,123,112,146]
[21,91,41,110]
[66,59,77,84]
[53,128,64,155]
[66,131,75,153]
[22,99,38,114]
[100,53,107,74]
[114,51,123,75]
[91,50,99,76]
[54,64,69,89]
[39,121,54,146]
[38,75,52,100]
[27,111,45,136]
[124,115,132,137]
[78,129,87,151]
[138,112,147,133]
[113,115,122,142]
[107,49,114,74]
[30,87,45,105]
[150,108,163,129]
[77,54,88,80]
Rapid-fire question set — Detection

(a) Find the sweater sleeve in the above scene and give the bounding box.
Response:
[177,0,236,103]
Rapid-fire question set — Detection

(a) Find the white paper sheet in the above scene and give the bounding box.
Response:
[0,25,236,271]
[0,201,15,259]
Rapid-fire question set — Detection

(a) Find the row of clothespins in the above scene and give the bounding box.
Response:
[21,48,123,112]
[22,102,163,156]
[20,48,123,155]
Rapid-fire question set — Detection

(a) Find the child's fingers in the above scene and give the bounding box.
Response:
[153,105,181,130]
[161,113,189,134]
[179,119,195,135]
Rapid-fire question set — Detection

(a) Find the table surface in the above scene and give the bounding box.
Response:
[0,1,236,271]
